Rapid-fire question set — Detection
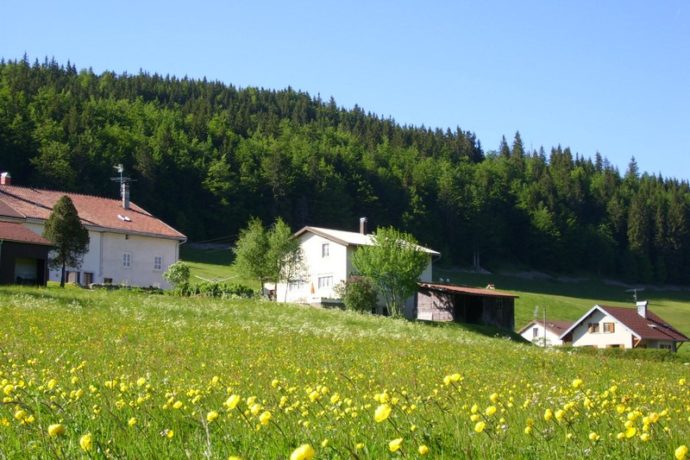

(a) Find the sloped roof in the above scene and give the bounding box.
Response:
[518,319,573,335]
[0,221,52,246]
[294,226,440,256]
[419,282,518,298]
[0,185,186,241]
[560,304,688,342]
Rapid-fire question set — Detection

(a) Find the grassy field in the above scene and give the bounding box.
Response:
[0,285,688,459]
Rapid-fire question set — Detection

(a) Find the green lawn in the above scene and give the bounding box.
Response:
[180,246,259,289]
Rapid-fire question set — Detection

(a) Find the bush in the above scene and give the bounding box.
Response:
[172,282,255,299]
[335,276,378,313]
[163,261,191,287]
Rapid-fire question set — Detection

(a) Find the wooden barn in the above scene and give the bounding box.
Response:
[0,221,53,285]
[416,282,517,330]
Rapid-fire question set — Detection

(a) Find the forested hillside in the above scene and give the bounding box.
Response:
[1,57,689,283]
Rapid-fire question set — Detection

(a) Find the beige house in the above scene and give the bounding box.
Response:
[273,219,439,314]
[559,301,688,352]
[518,319,572,347]
[0,174,186,288]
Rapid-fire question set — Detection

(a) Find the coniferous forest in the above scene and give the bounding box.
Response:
[1,57,689,283]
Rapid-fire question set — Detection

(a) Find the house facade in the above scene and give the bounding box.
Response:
[273,221,438,311]
[559,302,688,352]
[518,319,572,347]
[0,175,186,288]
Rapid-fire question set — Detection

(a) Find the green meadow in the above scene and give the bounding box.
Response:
[0,252,688,458]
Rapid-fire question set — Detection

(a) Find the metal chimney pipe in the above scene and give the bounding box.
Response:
[121,182,130,210]
[359,217,367,234]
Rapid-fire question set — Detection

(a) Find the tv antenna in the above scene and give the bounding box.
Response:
[110,164,136,209]
[625,287,645,302]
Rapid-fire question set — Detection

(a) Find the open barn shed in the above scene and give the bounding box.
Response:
[0,222,52,285]
[416,282,518,330]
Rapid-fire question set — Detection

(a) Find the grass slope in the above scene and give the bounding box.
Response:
[0,286,688,458]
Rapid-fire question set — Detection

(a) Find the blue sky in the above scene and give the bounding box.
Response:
[2,1,689,180]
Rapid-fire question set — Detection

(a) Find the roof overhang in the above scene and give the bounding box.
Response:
[558,305,642,340]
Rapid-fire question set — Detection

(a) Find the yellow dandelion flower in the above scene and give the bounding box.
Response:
[259,411,271,426]
[544,408,553,422]
[489,392,499,403]
[555,409,565,421]
[290,444,315,460]
[374,404,392,423]
[136,377,146,387]
[474,421,486,433]
[675,445,688,460]
[128,417,137,427]
[524,426,533,435]
[571,378,583,389]
[625,426,636,438]
[321,439,328,448]
[228,457,242,460]
[418,444,429,455]
[616,432,625,441]
[388,438,403,452]
[48,423,65,437]
[79,433,93,451]
[226,394,240,410]
[588,432,600,442]
[172,401,183,409]
[250,403,261,416]
[470,414,481,422]
[485,405,497,416]
[207,410,219,423]
[640,433,650,442]
[470,404,479,414]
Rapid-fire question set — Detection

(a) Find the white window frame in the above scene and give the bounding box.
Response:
[317,275,333,290]
[123,252,132,269]
[322,243,330,258]
[154,256,163,271]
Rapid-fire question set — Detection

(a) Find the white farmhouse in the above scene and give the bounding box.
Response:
[559,301,688,352]
[518,319,573,347]
[273,219,439,314]
[0,173,186,288]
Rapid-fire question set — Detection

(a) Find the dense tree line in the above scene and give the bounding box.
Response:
[1,57,689,283]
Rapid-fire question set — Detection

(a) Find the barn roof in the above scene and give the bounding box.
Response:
[294,226,440,256]
[0,185,186,241]
[559,305,688,342]
[0,221,53,246]
[418,282,518,298]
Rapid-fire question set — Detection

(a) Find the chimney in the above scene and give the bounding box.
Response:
[359,217,367,235]
[121,181,130,210]
[636,300,648,318]
[0,172,11,185]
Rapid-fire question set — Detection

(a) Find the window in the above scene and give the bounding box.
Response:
[288,281,305,291]
[317,276,333,289]
[587,322,600,333]
[154,256,163,271]
[659,343,672,350]
[603,322,615,333]
[321,243,330,258]
[123,252,132,269]
[532,327,539,338]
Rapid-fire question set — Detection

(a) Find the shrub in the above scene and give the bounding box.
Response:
[163,261,191,287]
[334,276,378,313]
[172,282,255,299]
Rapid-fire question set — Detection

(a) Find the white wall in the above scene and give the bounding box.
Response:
[25,222,180,288]
[520,323,564,347]
[570,309,635,349]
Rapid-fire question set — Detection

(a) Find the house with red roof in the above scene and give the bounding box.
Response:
[518,319,573,347]
[0,172,186,288]
[559,301,688,352]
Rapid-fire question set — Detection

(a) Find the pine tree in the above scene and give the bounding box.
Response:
[43,195,90,287]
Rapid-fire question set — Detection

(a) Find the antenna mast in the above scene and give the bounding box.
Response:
[110,164,135,210]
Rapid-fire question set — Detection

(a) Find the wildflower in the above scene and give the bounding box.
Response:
[474,421,486,433]
[485,405,497,416]
[48,423,65,437]
[524,426,532,435]
[355,443,365,450]
[470,414,481,422]
[128,417,137,427]
[250,403,261,416]
[375,404,392,423]
[640,433,650,442]
[172,401,183,409]
[625,426,636,438]
[259,411,271,425]
[489,392,499,403]
[572,378,583,389]
[290,444,315,460]
[418,444,429,455]
[544,408,553,421]
[470,404,479,414]
[136,377,146,387]
[555,409,565,422]
[207,410,219,423]
[226,395,240,410]
[679,378,686,386]
[676,445,688,460]
[389,438,403,452]
[228,457,242,460]
[79,433,93,451]
[321,439,328,448]
[588,432,600,442]
[271,379,280,388]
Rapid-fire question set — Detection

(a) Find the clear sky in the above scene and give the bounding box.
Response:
[2,1,689,180]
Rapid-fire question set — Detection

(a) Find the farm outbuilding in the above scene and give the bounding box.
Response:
[416,283,517,330]
[0,221,53,285]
